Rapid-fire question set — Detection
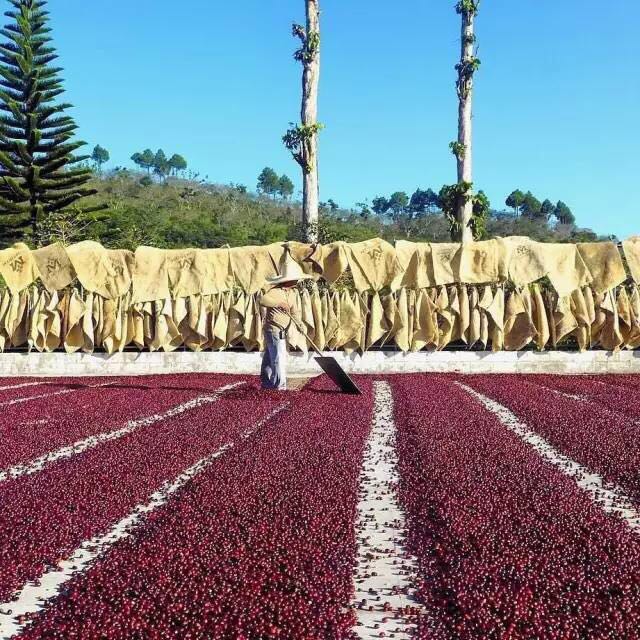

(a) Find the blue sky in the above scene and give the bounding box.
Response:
[48,0,638,238]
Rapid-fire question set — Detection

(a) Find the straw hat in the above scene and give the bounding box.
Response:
[266,252,313,286]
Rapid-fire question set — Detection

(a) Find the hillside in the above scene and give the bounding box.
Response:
[4,170,605,251]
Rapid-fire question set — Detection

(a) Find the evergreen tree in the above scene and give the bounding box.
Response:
[277,174,294,200]
[168,153,187,176]
[0,0,103,244]
[91,144,109,171]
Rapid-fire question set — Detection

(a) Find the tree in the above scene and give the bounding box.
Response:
[282,0,321,242]
[554,200,575,225]
[372,196,389,216]
[541,198,555,221]
[152,149,170,183]
[505,189,525,216]
[409,189,429,216]
[131,148,154,174]
[277,174,294,200]
[520,191,543,219]
[257,167,280,198]
[91,145,109,171]
[168,153,187,176]
[0,0,104,243]
[388,191,409,220]
[451,0,481,242]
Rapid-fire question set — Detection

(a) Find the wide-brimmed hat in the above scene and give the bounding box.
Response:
[266,253,313,286]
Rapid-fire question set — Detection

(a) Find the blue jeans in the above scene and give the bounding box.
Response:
[261,329,287,390]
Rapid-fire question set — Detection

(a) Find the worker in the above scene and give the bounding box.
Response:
[259,254,311,390]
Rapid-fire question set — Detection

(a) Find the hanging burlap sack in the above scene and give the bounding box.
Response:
[347,238,404,293]
[504,289,536,350]
[212,293,231,350]
[457,285,470,345]
[530,284,550,350]
[488,286,505,351]
[504,237,592,296]
[317,242,349,284]
[467,286,481,347]
[616,287,633,347]
[393,241,435,290]
[577,242,626,295]
[32,243,76,291]
[309,287,326,350]
[165,249,207,299]
[325,290,341,349]
[459,239,508,284]
[434,287,453,350]
[430,243,461,286]
[569,287,590,351]
[626,284,640,349]
[410,288,437,351]
[622,237,640,284]
[392,288,410,353]
[592,290,623,351]
[66,241,128,300]
[132,246,171,303]
[0,243,38,293]
[335,290,363,351]
[478,285,496,348]
[229,245,278,294]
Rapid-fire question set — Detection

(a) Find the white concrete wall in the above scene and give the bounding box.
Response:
[1,349,640,377]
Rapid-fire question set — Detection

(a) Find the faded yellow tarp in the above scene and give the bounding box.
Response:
[32,243,76,292]
[622,237,640,285]
[0,244,39,293]
[577,242,626,294]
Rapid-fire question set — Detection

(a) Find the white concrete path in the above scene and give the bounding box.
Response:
[458,382,640,533]
[0,403,289,640]
[352,381,423,638]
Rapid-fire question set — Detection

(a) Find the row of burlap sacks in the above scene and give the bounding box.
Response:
[1,281,638,354]
[3,236,640,300]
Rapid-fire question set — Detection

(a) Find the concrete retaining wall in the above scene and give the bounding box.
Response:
[2,349,640,377]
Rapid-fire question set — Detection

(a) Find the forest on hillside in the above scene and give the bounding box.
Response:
[37,168,603,252]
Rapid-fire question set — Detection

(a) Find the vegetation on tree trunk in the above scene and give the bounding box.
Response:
[283,0,321,243]
[0,0,105,246]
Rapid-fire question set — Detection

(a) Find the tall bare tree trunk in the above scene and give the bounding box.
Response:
[456,6,475,243]
[301,0,320,242]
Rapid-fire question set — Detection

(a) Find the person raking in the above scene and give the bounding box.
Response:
[259,253,311,390]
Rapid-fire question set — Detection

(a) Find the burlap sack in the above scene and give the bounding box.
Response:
[577,242,626,294]
[335,290,363,350]
[393,241,435,290]
[592,290,623,351]
[622,237,640,284]
[32,243,76,291]
[132,246,170,303]
[317,242,349,284]
[199,248,234,295]
[569,287,590,351]
[347,238,404,293]
[477,285,495,348]
[164,249,207,298]
[467,286,481,347]
[230,245,278,294]
[430,243,461,286]
[506,237,592,297]
[504,289,536,351]
[309,287,326,350]
[435,287,453,350]
[66,241,130,300]
[626,285,640,349]
[530,284,550,350]
[616,287,633,347]
[488,287,505,352]
[457,285,470,345]
[459,240,508,284]
[410,288,437,351]
[0,243,38,293]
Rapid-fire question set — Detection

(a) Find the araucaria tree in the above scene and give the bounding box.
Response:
[283,0,322,242]
[0,0,102,244]
[441,0,484,242]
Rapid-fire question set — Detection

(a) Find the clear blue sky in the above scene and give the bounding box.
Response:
[48,0,639,238]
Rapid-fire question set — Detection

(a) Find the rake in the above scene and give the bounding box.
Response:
[284,311,362,395]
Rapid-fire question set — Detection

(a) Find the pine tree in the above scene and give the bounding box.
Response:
[0,0,103,245]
